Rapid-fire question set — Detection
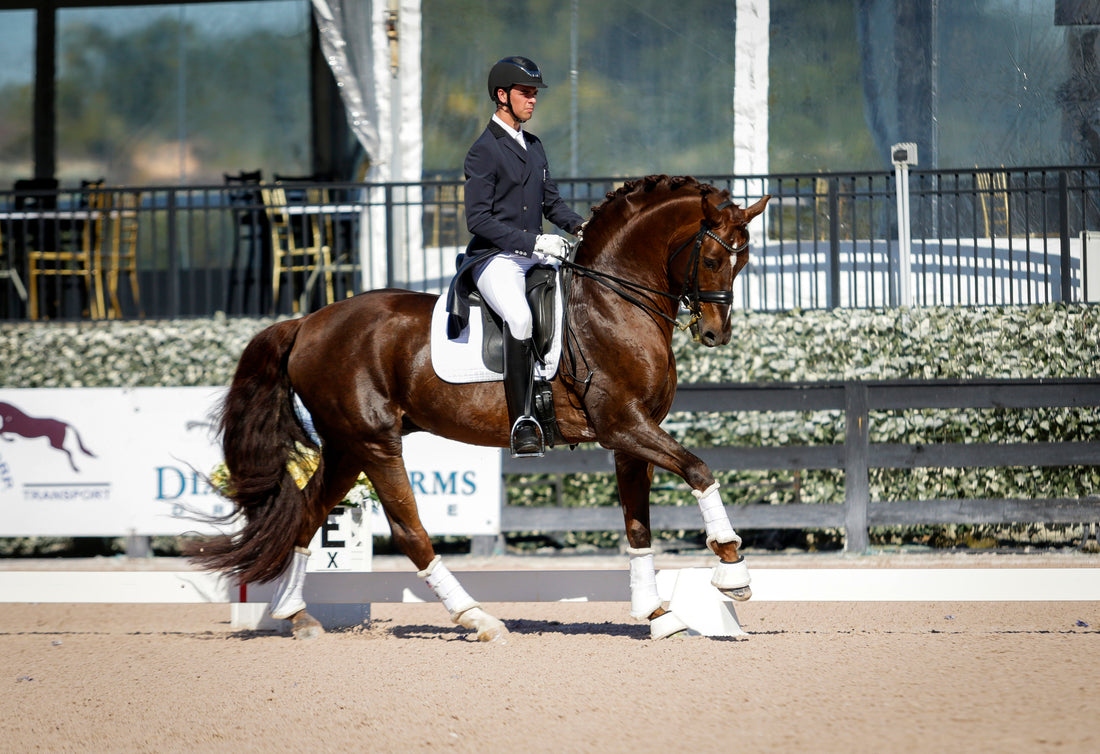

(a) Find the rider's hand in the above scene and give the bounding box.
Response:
[534,234,570,263]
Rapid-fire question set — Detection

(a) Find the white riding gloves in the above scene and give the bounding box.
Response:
[534,234,569,264]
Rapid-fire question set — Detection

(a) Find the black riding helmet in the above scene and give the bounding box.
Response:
[487,56,548,103]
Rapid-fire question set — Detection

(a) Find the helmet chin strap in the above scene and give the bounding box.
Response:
[497,88,525,128]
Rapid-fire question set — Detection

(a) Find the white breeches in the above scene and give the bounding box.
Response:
[475,252,542,339]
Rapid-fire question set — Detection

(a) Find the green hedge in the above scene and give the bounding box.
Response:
[4,305,1097,551]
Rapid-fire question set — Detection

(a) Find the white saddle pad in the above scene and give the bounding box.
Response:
[430,287,563,385]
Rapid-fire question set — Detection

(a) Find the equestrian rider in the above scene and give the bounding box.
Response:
[451,56,585,457]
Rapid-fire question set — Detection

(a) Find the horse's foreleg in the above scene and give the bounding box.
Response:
[694,481,751,601]
[603,422,752,603]
[367,453,507,643]
[614,452,689,639]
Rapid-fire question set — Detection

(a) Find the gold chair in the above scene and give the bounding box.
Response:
[429,181,464,247]
[261,185,335,313]
[27,181,107,320]
[104,191,142,319]
[976,167,1010,238]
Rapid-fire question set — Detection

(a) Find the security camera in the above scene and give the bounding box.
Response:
[891,142,918,167]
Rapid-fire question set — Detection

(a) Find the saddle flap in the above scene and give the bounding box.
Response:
[525,266,558,358]
[474,266,558,373]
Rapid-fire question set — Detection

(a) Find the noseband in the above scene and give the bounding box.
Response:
[667,199,748,320]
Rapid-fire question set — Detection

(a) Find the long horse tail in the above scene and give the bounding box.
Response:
[185,318,317,584]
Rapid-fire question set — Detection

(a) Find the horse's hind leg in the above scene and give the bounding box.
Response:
[365,451,507,643]
[269,449,362,639]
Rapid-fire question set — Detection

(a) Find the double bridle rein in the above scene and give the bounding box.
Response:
[561,199,748,333]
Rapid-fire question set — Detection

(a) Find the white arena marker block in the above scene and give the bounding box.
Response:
[657,568,747,638]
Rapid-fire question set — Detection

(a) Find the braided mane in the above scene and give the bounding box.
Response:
[588,174,729,221]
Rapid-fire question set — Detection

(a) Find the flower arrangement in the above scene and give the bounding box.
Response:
[210,443,378,509]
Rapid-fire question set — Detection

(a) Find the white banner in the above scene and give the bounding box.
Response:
[0,387,501,538]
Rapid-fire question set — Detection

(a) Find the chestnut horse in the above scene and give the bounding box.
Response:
[188,175,769,641]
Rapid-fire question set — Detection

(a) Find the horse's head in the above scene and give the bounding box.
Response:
[670,190,770,347]
[571,176,769,349]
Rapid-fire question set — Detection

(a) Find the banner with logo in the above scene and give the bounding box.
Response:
[0,387,501,538]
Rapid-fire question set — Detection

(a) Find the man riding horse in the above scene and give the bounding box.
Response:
[447,55,585,458]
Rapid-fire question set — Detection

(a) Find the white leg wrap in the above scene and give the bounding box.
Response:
[269,546,310,620]
[692,482,741,547]
[417,555,480,618]
[627,547,663,619]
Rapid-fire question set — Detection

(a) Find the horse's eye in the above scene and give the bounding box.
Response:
[703,258,719,271]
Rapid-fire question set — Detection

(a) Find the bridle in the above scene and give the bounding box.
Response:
[561,199,748,333]
[554,198,749,396]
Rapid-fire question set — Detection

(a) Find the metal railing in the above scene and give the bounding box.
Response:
[1,165,1097,321]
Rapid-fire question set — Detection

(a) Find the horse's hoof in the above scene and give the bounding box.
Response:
[477,621,509,643]
[290,610,325,640]
[720,585,753,602]
[455,606,509,643]
[711,556,751,601]
[650,610,690,640]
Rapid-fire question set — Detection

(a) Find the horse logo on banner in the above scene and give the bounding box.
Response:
[0,401,97,473]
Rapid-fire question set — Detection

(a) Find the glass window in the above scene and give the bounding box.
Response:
[56,1,312,185]
[0,11,35,188]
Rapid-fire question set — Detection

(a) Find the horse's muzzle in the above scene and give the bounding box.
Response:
[691,317,731,347]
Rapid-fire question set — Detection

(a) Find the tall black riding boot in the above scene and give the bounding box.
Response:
[502,326,543,457]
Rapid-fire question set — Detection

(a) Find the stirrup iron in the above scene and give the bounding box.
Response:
[510,415,545,458]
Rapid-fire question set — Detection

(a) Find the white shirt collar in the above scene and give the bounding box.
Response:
[492,113,526,150]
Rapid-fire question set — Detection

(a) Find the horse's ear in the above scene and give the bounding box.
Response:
[703,195,726,226]
[742,195,770,223]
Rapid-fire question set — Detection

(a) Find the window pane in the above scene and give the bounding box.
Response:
[57,1,312,185]
[0,11,34,187]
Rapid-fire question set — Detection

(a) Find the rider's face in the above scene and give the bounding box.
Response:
[502,85,538,123]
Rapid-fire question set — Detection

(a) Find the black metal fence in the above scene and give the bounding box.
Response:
[1,165,1097,321]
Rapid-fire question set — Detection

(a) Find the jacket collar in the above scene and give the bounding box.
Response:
[488,119,529,162]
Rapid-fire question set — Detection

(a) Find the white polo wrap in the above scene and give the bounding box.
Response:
[418,555,480,617]
[692,482,741,547]
[627,546,662,619]
[269,546,310,620]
